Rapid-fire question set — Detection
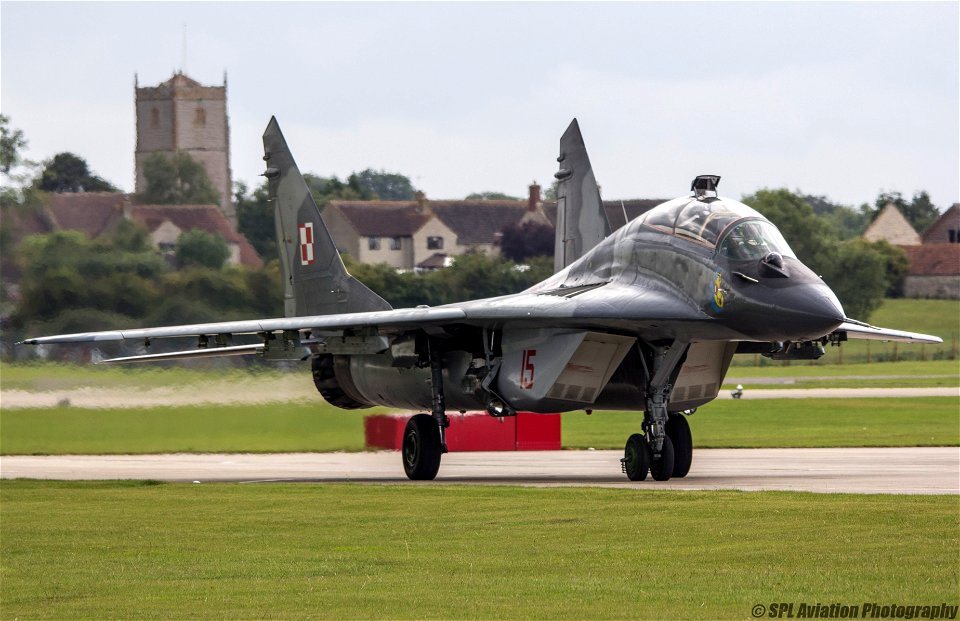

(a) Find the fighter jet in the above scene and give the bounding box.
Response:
[19,118,942,482]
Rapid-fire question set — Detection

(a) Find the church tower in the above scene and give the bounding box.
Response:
[134,71,235,224]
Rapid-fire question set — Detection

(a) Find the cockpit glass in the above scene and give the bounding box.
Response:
[718,220,796,260]
[673,201,743,246]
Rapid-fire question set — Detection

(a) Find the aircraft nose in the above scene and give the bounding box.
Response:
[782,283,846,338]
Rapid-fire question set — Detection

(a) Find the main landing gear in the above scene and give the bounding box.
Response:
[620,340,694,482]
[621,413,692,482]
[402,340,449,481]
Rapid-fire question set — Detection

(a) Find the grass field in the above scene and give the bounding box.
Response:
[562,397,959,449]
[2,397,957,454]
[1,481,957,620]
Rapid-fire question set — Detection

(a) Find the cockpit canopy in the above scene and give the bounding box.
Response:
[638,196,795,259]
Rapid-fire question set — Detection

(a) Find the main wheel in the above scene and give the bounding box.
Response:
[623,433,651,481]
[666,414,693,478]
[402,414,442,480]
[649,435,675,481]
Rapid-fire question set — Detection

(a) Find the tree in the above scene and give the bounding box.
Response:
[352,169,416,200]
[303,173,374,208]
[37,152,117,193]
[802,194,872,240]
[0,114,27,174]
[499,220,555,262]
[175,229,230,270]
[874,191,940,235]
[822,239,888,320]
[139,152,220,205]
[234,181,275,259]
[466,191,520,201]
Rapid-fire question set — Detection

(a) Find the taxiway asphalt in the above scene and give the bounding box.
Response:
[2,447,957,494]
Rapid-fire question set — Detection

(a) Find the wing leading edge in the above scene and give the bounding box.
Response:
[833,320,943,344]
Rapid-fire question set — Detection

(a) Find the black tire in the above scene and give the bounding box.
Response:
[402,414,442,480]
[666,414,693,478]
[649,435,675,481]
[623,433,650,481]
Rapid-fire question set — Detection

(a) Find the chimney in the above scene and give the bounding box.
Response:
[414,190,430,215]
[528,181,541,212]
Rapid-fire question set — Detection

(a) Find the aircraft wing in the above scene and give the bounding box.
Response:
[833,320,943,344]
[18,282,708,362]
[17,307,468,346]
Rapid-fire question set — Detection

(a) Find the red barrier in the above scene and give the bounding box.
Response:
[364,412,561,451]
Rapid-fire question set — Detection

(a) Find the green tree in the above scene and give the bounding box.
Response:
[869,240,910,298]
[303,173,374,208]
[466,191,521,201]
[139,152,220,205]
[0,114,27,174]
[37,152,117,193]
[802,194,872,240]
[175,229,230,270]
[234,181,275,259]
[822,239,888,320]
[15,230,165,325]
[874,191,940,235]
[352,169,416,200]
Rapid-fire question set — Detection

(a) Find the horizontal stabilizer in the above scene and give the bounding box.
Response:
[99,344,263,364]
[834,321,943,344]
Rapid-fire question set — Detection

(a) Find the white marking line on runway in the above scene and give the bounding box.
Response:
[2,448,957,495]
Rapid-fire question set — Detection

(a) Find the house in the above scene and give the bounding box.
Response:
[2,193,261,270]
[127,203,261,268]
[863,203,921,245]
[921,203,960,244]
[322,186,549,270]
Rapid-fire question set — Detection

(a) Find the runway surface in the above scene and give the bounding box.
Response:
[2,447,957,494]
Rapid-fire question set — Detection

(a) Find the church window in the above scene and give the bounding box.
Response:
[150,108,160,128]
[194,107,206,126]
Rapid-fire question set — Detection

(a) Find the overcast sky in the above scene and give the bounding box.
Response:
[2,2,957,209]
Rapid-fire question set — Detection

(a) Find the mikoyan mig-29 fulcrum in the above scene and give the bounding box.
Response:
[20,118,942,481]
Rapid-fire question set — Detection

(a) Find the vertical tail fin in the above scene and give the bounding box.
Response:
[553,119,611,273]
[262,117,392,317]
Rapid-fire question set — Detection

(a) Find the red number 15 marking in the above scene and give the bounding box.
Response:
[520,349,536,389]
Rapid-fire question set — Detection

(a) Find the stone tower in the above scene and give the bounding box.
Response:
[134,71,235,224]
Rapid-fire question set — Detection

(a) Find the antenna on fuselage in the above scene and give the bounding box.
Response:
[691,175,721,199]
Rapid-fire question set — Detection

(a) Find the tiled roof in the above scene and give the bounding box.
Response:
[900,244,960,276]
[431,201,527,245]
[329,202,433,237]
[542,199,667,231]
[46,192,129,238]
[129,204,262,268]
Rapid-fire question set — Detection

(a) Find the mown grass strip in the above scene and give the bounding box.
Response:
[562,397,960,449]
[1,397,956,455]
[1,481,956,620]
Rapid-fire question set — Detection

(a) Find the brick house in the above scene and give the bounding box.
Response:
[921,204,960,244]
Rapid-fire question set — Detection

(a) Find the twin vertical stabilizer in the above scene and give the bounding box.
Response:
[262,117,391,317]
[553,119,611,273]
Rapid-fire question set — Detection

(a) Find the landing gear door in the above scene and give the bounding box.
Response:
[497,329,635,411]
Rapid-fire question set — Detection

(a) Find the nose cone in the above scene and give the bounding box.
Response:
[778,282,846,339]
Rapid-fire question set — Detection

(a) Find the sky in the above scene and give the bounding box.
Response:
[2,1,958,210]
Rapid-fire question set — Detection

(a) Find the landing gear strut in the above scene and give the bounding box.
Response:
[401,339,448,481]
[621,340,692,482]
